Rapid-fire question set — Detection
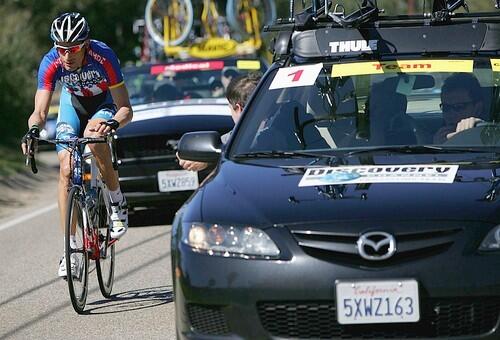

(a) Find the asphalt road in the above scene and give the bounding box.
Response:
[0,151,176,339]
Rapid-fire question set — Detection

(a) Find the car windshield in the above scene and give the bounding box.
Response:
[231,57,500,155]
[123,59,265,106]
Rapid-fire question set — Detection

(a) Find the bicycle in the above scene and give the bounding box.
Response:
[144,0,276,54]
[25,133,118,314]
[145,0,194,47]
[226,0,276,43]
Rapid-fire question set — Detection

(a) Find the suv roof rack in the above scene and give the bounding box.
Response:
[265,0,500,61]
[267,0,500,30]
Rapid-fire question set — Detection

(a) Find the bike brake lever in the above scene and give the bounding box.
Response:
[25,137,38,174]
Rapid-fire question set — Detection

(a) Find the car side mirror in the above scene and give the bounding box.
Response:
[177,131,222,162]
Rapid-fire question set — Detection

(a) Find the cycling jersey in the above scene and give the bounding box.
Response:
[36,39,124,152]
[37,39,124,96]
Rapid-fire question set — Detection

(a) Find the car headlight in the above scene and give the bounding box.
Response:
[479,225,500,251]
[182,223,280,259]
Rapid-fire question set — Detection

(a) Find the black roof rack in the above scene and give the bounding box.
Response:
[265,0,500,61]
[267,0,500,30]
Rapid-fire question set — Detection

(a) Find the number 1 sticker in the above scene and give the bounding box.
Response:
[269,63,323,90]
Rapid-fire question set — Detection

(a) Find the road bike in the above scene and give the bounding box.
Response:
[25,134,118,314]
[144,0,276,54]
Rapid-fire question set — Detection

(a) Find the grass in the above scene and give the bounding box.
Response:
[0,144,25,177]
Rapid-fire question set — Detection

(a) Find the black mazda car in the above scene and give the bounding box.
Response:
[172,1,500,339]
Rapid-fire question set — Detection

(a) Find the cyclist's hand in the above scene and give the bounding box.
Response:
[21,125,40,155]
[95,119,120,134]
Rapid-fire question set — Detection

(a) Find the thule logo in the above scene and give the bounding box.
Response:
[329,40,378,54]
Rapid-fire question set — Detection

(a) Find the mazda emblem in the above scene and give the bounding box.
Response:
[357,231,396,261]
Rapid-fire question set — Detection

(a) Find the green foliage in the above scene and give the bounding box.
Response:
[8,0,147,62]
[0,4,39,146]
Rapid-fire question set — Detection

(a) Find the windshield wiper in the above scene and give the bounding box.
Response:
[233,150,332,159]
[345,145,497,157]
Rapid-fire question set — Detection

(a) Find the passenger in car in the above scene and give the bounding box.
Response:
[221,67,240,91]
[152,82,182,102]
[368,78,418,145]
[177,73,262,171]
[434,73,488,143]
[209,79,225,98]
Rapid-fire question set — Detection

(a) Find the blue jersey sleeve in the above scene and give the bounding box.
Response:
[37,50,61,91]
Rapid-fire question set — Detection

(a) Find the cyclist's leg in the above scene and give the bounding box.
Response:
[56,90,83,276]
[56,90,82,234]
[84,94,128,238]
[84,93,119,191]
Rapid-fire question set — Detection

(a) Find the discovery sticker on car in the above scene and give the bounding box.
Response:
[298,165,459,186]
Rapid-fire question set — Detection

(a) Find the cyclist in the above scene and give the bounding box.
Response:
[20,12,133,277]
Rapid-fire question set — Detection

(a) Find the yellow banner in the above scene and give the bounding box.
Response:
[491,59,500,72]
[236,60,261,70]
[331,60,474,77]
[188,38,238,59]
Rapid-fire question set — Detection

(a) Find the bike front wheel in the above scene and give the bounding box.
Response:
[65,186,89,314]
[226,0,276,39]
[145,0,194,47]
[96,189,115,298]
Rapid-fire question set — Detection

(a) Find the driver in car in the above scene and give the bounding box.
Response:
[434,73,488,143]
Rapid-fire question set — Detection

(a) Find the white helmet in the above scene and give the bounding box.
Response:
[50,12,90,43]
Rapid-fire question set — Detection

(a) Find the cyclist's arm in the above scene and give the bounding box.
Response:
[28,89,53,129]
[109,82,133,128]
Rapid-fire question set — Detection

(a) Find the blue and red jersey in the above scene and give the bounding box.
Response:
[37,40,124,97]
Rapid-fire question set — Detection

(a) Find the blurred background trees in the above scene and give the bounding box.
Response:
[0,0,497,148]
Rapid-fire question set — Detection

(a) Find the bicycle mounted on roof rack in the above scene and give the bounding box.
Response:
[266,0,500,63]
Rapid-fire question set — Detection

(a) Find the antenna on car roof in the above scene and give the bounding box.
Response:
[293,0,332,26]
[327,0,381,28]
[431,0,469,22]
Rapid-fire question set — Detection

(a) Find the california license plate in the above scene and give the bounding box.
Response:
[157,170,199,192]
[336,279,419,324]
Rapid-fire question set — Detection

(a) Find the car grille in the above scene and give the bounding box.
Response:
[187,304,230,336]
[116,135,180,159]
[258,298,500,339]
[291,228,461,267]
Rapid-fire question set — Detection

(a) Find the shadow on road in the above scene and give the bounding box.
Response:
[0,151,59,214]
[129,208,178,227]
[84,285,174,314]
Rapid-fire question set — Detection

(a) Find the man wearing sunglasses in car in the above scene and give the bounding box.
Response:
[434,73,487,144]
[21,12,133,278]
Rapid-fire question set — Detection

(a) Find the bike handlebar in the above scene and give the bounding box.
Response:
[25,133,118,174]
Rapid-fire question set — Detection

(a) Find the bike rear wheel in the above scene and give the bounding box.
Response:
[96,189,115,298]
[145,0,194,47]
[65,186,89,314]
[226,0,276,39]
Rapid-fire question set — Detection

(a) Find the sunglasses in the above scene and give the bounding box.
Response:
[54,42,86,55]
[440,101,475,112]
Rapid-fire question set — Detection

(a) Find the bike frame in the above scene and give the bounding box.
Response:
[79,146,116,261]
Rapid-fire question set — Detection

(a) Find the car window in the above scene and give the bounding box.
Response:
[231,57,500,154]
[123,59,266,106]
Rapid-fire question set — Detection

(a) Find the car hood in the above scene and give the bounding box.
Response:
[117,99,232,138]
[197,160,500,226]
